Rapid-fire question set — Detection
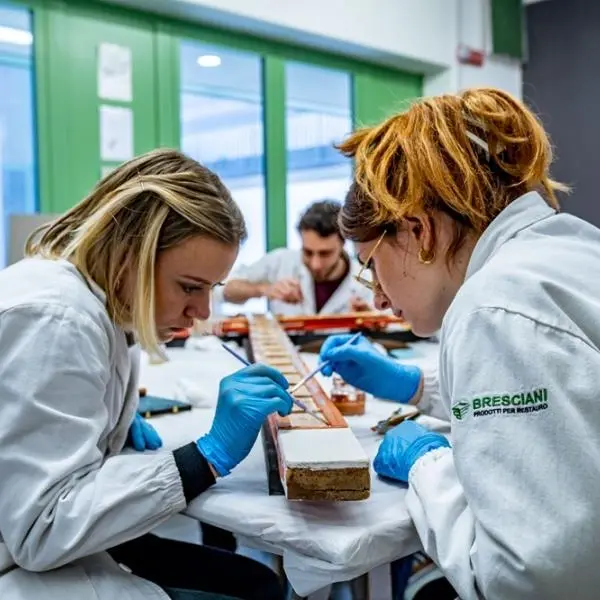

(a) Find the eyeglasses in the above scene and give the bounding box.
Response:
[353,231,386,292]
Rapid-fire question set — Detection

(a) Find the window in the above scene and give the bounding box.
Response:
[0,3,37,267]
[180,40,266,315]
[285,62,353,249]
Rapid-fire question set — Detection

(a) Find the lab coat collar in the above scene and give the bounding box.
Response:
[465,192,557,279]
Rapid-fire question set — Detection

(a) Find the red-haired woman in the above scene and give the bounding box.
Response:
[321,88,600,600]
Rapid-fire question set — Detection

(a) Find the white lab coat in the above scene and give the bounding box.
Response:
[0,258,185,600]
[218,248,372,316]
[407,192,600,599]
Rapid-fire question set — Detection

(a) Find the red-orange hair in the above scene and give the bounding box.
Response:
[337,87,568,257]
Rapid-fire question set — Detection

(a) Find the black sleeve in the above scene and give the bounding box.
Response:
[172,443,216,503]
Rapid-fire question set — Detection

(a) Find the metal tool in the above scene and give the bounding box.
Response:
[372,408,420,435]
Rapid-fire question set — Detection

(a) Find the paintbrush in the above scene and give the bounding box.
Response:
[221,343,329,425]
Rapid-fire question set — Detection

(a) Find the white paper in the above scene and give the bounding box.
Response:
[97,42,132,102]
[100,105,133,162]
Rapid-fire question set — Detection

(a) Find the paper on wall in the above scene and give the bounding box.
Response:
[100,105,134,162]
[97,42,132,102]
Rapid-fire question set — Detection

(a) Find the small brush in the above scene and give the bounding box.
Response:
[221,343,328,425]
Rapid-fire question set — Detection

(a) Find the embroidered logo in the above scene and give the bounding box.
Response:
[452,388,549,420]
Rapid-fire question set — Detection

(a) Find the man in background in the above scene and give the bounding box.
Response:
[221,200,372,316]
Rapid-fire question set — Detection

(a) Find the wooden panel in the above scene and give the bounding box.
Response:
[248,314,370,501]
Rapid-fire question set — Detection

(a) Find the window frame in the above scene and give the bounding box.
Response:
[8,0,422,247]
[164,18,422,250]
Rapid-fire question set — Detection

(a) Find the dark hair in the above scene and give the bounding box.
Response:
[341,182,391,242]
[297,200,343,240]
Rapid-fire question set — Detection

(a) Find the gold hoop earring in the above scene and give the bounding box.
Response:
[418,247,435,265]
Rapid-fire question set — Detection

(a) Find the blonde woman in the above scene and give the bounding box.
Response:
[0,149,290,600]
[320,88,600,599]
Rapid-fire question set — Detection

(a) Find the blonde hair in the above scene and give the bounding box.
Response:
[337,87,568,257]
[26,149,246,356]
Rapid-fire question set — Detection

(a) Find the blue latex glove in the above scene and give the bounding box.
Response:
[320,334,422,403]
[374,420,450,483]
[197,364,292,476]
[128,413,163,451]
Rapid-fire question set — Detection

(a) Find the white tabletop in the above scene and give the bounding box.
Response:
[140,336,447,596]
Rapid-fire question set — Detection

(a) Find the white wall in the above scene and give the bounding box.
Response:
[424,0,522,99]
[106,0,522,96]
[459,0,522,98]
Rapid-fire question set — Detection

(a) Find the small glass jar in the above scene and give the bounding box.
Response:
[331,375,350,404]
[331,376,366,415]
[354,389,366,404]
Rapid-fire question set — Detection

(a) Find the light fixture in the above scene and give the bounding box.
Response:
[0,26,33,46]
[196,54,221,68]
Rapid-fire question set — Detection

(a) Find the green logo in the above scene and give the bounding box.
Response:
[452,401,470,421]
[452,388,549,420]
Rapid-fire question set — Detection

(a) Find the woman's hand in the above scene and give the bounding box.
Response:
[127,413,163,451]
[320,334,422,403]
[374,421,450,482]
[196,364,292,476]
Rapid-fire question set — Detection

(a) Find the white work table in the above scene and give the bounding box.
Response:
[139,336,447,597]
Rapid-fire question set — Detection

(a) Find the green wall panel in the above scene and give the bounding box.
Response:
[263,56,287,251]
[155,25,180,149]
[491,0,524,60]
[353,70,422,128]
[160,18,410,80]
[49,5,157,213]
[33,2,68,213]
